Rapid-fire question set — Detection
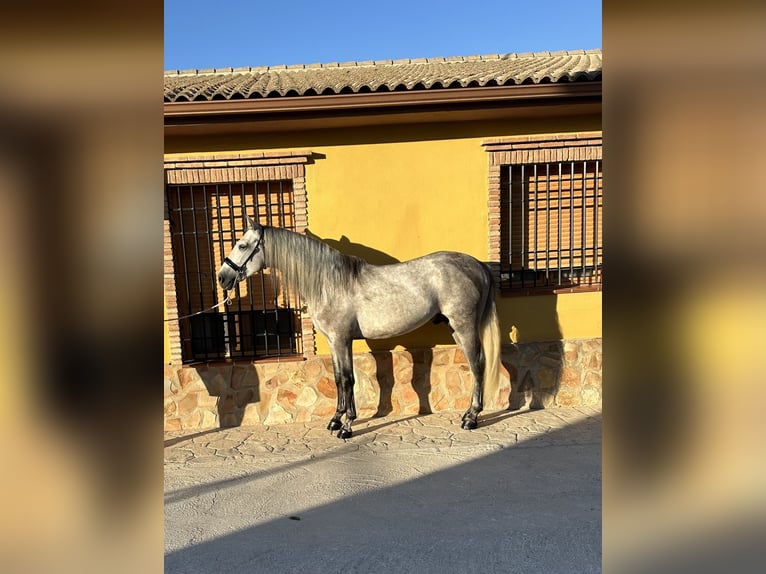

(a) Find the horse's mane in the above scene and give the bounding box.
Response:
[263,226,366,304]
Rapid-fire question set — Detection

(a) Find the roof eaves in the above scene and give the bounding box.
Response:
[164,81,602,121]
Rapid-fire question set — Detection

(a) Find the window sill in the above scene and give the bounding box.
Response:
[500,285,602,297]
[183,354,306,367]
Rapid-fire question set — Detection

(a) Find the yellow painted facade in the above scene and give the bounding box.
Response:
[165,114,601,358]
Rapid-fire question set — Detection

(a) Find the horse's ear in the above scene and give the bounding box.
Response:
[245,215,259,231]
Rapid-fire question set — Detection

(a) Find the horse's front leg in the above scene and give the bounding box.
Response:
[338,375,357,439]
[326,339,356,437]
[326,349,345,432]
[328,339,356,439]
[327,409,343,432]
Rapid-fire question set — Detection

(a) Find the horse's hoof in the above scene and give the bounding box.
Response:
[461,419,478,430]
[327,419,342,431]
[337,429,352,439]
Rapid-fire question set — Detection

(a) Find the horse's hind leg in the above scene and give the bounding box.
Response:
[450,322,485,430]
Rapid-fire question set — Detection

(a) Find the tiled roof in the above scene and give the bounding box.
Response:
[164,49,601,103]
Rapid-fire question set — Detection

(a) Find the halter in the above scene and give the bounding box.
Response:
[222,236,262,281]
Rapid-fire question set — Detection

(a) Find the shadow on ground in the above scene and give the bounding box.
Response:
[165,413,601,574]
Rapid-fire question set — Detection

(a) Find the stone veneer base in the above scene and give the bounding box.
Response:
[164,339,602,431]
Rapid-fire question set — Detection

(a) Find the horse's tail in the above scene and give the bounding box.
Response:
[479,269,502,408]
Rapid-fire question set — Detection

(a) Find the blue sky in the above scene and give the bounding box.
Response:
[165,0,601,70]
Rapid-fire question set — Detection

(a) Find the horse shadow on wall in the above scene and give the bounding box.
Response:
[483,265,566,415]
[191,362,262,429]
[309,231,567,420]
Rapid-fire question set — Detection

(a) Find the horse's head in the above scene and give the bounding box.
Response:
[217,215,266,290]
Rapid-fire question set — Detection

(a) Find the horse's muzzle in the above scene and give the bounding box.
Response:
[217,268,237,291]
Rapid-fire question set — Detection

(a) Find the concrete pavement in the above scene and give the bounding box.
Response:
[165,406,601,573]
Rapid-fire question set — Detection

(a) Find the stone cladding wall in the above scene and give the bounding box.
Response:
[164,338,601,431]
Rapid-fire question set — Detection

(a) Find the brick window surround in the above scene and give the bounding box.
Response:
[483,132,602,294]
[164,150,315,365]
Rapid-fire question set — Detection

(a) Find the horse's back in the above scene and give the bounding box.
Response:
[361,251,485,287]
[348,251,491,338]
[405,251,491,292]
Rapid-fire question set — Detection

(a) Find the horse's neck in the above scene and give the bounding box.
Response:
[265,227,357,304]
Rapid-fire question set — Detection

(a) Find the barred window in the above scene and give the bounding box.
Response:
[485,133,602,294]
[166,181,302,362]
[163,151,313,364]
[502,160,602,291]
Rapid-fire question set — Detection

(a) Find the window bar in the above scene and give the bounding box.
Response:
[520,164,526,289]
[283,181,293,354]
[172,187,189,354]
[238,181,251,359]
[287,181,299,355]
[239,183,253,358]
[188,189,204,314]
[215,184,230,356]
[288,180,300,354]
[294,181,301,354]
[569,161,575,283]
[230,182,240,358]
[174,186,193,321]
[545,163,551,288]
[201,184,216,307]
[594,160,600,279]
[202,184,224,356]
[261,181,276,356]
[213,185,226,269]
[278,179,287,228]
[226,183,244,357]
[236,197,244,357]
[213,184,230,357]
[276,180,287,354]
[532,163,538,288]
[175,191,194,360]
[218,183,233,358]
[557,162,563,287]
[582,161,587,284]
[190,187,212,356]
[255,182,265,356]
[508,166,513,288]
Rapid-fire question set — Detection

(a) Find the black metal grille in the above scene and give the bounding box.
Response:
[166,180,302,362]
[501,160,602,291]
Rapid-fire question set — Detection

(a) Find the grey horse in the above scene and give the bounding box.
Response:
[218,216,500,438]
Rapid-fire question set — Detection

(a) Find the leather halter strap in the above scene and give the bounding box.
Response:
[223,236,262,277]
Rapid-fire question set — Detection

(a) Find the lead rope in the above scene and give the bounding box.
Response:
[164,291,232,322]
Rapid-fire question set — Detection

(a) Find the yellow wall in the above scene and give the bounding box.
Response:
[306,137,488,262]
[165,115,602,356]
[497,291,602,344]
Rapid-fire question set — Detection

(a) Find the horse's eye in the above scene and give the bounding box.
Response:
[238,244,248,250]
